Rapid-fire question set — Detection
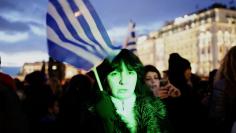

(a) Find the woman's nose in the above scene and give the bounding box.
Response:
[151,78,156,83]
[119,80,124,85]
[119,71,128,85]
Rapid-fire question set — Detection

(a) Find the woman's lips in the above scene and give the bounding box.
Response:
[118,89,128,93]
[151,85,157,89]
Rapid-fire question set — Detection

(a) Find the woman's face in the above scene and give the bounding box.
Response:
[144,71,160,91]
[184,68,191,81]
[107,60,137,99]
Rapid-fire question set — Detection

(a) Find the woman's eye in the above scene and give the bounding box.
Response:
[109,71,119,76]
[128,71,135,75]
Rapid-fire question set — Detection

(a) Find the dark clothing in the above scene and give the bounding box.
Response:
[168,53,205,133]
[39,112,60,133]
[23,84,53,133]
[95,92,167,133]
[0,82,28,133]
[58,74,102,133]
[209,79,236,133]
[58,89,103,133]
[167,79,205,133]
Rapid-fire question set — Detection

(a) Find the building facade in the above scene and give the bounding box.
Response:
[18,61,80,80]
[137,4,236,76]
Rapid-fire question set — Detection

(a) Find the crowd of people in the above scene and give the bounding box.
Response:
[0,46,236,133]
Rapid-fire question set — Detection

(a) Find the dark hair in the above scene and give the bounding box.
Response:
[214,46,236,98]
[66,74,94,102]
[215,46,236,85]
[24,71,47,85]
[213,45,236,127]
[168,53,191,84]
[144,65,161,79]
[97,49,150,97]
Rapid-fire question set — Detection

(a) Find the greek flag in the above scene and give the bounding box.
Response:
[47,0,120,71]
[124,20,137,54]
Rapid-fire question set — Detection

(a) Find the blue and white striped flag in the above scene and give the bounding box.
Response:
[47,0,120,71]
[124,20,137,54]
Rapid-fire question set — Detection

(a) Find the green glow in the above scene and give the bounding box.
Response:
[111,95,137,133]
[107,60,137,100]
[107,60,137,132]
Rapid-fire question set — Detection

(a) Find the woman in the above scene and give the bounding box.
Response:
[143,65,181,99]
[209,46,236,133]
[167,53,205,133]
[95,49,167,133]
[143,65,181,133]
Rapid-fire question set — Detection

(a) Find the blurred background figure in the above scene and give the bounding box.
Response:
[144,65,181,99]
[0,72,29,133]
[143,64,181,133]
[167,53,205,133]
[0,72,17,91]
[208,46,236,133]
[14,78,26,102]
[58,74,101,133]
[39,95,60,133]
[201,69,218,108]
[22,71,53,133]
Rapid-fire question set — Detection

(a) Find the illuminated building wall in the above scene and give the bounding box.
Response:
[137,35,155,65]
[21,62,46,75]
[137,4,236,76]
[19,62,79,80]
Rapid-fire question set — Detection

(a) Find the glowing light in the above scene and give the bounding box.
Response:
[52,65,57,70]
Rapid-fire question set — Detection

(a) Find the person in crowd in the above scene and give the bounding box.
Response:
[143,65,181,99]
[39,96,60,133]
[167,53,205,133]
[143,65,181,133]
[14,78,26,101]
[208,46,236,133]
[95,49,167,133]
[0,72,28,133]
[200,69,218,108]
[0,72,17,91]
[207,69,218,98]
[22,71,53,133]
[58,74,102,133]
[48,77,63,98]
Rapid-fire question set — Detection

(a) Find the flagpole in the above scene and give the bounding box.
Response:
[92,67,103,91]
